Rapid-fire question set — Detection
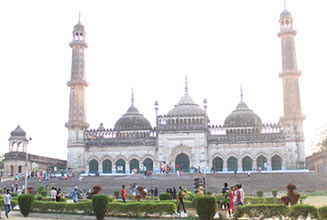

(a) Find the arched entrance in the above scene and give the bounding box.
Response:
[18,165,23,173]
[10,165,14,176]
[272,155,282,170]
[242,156,253,171]
[257,155,267,171]
[102,159,112,174]
[89,159,98,174]
[130,159,139,173]
[212,157,223,172]
[143,158,153,171]
[175,153,190,172]
[116,159,126,173]
[227,156,237,171]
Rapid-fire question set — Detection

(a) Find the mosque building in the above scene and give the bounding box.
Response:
[66,8,305,174]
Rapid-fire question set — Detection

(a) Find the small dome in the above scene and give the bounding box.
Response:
[280,9,292,19]
[224,100,262,128]
[167,93,205,117]
[10,125,26,137]
[114,104,152,131]
[74,22,85,32]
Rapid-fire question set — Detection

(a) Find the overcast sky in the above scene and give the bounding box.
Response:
[1,0,326,160]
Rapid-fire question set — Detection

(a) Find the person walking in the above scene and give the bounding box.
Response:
[154,187,158,197]
[228,186,235,217]
[121,185,127,203]
[176,186,187,216]
[72,186,78,203]
[4,189,12,218]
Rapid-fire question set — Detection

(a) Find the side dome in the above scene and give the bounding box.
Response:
[10,125,26,137]
[114,104,152,131]
[224,100,262,128]
[167,93,205,117]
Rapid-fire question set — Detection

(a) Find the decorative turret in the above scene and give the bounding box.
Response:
[278,6,305,168]
[9,125,28,152]
[65,16,89,171]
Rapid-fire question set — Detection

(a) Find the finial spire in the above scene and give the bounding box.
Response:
[284,0,286,10]
[240,84,243,101]
[184,75,188,93]
[78,12,81,23]
[131,88,134,105]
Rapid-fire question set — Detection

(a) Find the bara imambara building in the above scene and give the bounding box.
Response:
[65,8,306,174]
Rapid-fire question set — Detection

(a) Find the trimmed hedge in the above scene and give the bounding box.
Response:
[159,193,172,200]
[195,196,216,220]
[18,194,34,217]
[107,201,176,217]
[290,204,318,219]
[93,194,109,220]
[32,201,93,215]
[244,196,281,205]
[272,190,278,198]
[318,206,327,220]
[0,199,18,209]
[256,191,264,197]
[234,204,289,219]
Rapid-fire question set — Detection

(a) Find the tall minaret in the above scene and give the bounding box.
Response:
[278,7,305,168]
[65,17,89,171]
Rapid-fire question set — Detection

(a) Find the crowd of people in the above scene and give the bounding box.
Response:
[221,182,244,218]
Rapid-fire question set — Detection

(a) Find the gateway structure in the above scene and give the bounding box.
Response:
[66,8,305,174]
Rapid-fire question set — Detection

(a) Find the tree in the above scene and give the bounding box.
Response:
[316,128,327,152]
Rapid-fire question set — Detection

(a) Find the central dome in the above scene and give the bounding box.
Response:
[167,93,205,117]
[114,104,152,131]
[224,100,262,128]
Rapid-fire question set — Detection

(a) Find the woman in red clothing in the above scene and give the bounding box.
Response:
[121,185,126,203]
[228,186,235,217]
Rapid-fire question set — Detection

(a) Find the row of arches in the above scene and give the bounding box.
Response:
[212,155,282,171]
[89,158,154,174]
[159,117,204,125]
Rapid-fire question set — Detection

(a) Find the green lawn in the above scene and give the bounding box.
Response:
[303,196,327,208]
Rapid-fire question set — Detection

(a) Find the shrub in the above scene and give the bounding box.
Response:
[318,206,327,220]
[18,194,34,217]
[92,194,109,220]
[195,195,216,220]
[244,196,280,205]
[11,192,18,197]
[40,190,48,197]
[31,201,93,215]
[272,190,278,198]
[234,204,289,220]
[36,185,46,194]
[0,199,18,209]
[159,193,172,200]
[256,191,264,197]
[206,191,212,196]
[290,204,318,219]
[113,191,119,199]
[34,194,44,201]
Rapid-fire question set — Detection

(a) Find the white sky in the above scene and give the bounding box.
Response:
[1,0,326,160]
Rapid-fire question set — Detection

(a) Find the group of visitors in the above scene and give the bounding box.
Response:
[50,187,62,202]
[160,163,171,174]
[221,182,244,218]
[166,187,177,199]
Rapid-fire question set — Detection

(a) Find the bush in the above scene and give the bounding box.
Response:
[159,193,172,200]
[272,190,278,198]
[36,185,46,194]
[244,196,281,205]
[113,191,119,199]
[31,201,93,215]
[206,191,212,196]
[34,194,44,201]
[318,206,327,220]
[41,197,67,202]
[0,199,18,209]
[256,191,264,197]
[11,192,18,197]
[290,204,318,219]
[92,194,109,220]
[18,194,34,217]
[107,201,176,217]
[195,196,216,220]
[234,204,289,220]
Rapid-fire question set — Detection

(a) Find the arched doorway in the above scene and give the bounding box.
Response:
[102,159,112,174]
[272,155,282,170]
[212,157,223,172]
[10,165,14,176]
[18,165,23,173]
[116,159,126,173]
[89,159,98,174]
[175,153,190,172]
[143,158,153,171]
[257,155,267,171]
[130,159,139,173]
[227,156,237,171]
[242,156,253,171]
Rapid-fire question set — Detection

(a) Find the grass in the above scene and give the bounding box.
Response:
[303,196,327,208]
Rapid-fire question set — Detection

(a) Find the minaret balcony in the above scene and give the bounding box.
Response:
[70,41,88,48]
[67,80,89,87]
[65,121,89,129]
[278,29,297,37]
[279,70,301,78]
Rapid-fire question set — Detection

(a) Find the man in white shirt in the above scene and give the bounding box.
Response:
[51,187,57,201]
[4,189,12,218]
